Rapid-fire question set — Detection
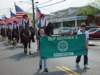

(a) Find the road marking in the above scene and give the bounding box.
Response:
[62,66,80,75]
[56,66,80,75]
[56,66,72,75]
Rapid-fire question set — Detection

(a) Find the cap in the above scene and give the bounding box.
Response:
[80,22,86,27]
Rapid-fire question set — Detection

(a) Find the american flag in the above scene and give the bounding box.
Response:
[10,10,16,17]
[36,7,48,28]
[14,3,26,18]
[36,7,43,20]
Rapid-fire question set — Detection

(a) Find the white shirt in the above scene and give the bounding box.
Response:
[2,25,5,28]
[38,17,47,28]
[9,24,13,30]
[0,25,1,29]
[77,29,89,40]
[13,24,17,29]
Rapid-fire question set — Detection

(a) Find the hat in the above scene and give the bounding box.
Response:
[23,14,28,18]
[80,22,86,27]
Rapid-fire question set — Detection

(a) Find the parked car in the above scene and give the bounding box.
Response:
[88,28,100,39]
[59,27,77,35]
[86,26,97,30]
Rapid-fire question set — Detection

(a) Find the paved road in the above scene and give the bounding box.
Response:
[0,40,100,75]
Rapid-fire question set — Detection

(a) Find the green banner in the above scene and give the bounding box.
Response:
[40,34,87,59]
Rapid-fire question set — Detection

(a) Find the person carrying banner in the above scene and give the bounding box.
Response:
[76,22,89,69]
[38,28,48,72]
[45,22,54,36]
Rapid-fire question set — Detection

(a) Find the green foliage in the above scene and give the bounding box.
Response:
[27,13,36,27]
[28,13,33,20]
[78,6,100,16]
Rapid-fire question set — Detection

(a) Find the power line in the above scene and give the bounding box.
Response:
[36,0,53,5]
[19,0,52,6]
[37,0,66,8]
[16,0,66,14]
[29,0,66,10]
[19,0,66,9]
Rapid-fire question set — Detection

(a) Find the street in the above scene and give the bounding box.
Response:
[0,0,100,75]
[0,40,100,75]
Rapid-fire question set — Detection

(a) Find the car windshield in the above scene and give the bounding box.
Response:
[88,28,97,32]
[60,28,72,31]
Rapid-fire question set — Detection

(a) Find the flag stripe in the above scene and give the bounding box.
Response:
[15,3,26,18]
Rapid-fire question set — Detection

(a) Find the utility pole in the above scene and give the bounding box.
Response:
[31,0,35,27]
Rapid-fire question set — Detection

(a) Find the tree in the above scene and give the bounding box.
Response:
[78,6,100,16]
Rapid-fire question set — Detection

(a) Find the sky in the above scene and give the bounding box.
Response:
[0,0,95,17]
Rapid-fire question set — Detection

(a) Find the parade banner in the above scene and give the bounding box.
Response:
[40,34,87,59]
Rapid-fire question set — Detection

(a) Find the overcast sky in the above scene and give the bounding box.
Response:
[0,0,95,17]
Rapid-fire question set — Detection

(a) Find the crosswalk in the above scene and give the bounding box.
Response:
[56,66,80,75]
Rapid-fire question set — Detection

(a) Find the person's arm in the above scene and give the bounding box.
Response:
[85,31,89,49]
[86,31,89,40]
[77,30,81,35]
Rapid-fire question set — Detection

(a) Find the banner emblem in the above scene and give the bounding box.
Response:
[57,40,68,52]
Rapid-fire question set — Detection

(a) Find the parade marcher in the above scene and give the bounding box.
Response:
[21,14,30,29]
[37,14,47,29]
[0,21,2,36]
[76,22,89,69]
[7,23,13,44]
[12,21,19,46]
[1,21,7,40]
[38,28,48,72]
[20,15,30,43]
[28,20,35,43]
[37,14,47,38]
[20,27,32,55]
[36,14,48,50]
[29,26,35,42]
[0,22,3,39]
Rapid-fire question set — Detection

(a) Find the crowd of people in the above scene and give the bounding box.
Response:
[0,14,36,55]
[0,14,89,72]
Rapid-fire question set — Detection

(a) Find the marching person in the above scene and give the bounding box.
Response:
[37,14,47,40]
[20,14,29,42]
[0,23,3,39]
[7,23,13,44]
[21,14,30,29]
[0,23,1,37]
[76,22,89,69]
[38,28,48,72]
[0,20,7,40]
[12,21,19,46]
[36,14,48,50]
[37,14,47,29]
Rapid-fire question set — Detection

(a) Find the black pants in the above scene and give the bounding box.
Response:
[76,55,88,65]
[23,42,31,49]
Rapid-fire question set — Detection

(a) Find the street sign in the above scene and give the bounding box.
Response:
[40,34,87,59]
